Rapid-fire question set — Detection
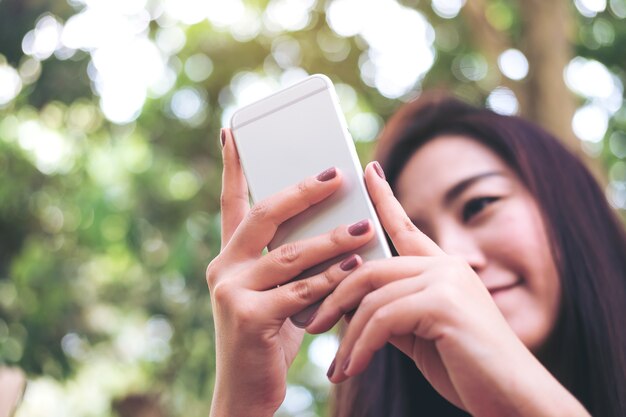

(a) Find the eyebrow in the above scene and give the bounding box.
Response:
[443,171,505,205]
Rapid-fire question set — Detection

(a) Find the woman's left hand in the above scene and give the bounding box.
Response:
[306,162,590,417]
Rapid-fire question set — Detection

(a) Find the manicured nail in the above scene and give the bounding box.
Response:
[304,311,317,327]
[327,359,336,378]
[373,161,385,180]
[340,254,359,271]
[220,129,226,147]
[317,167,337,182]
[348,219,370,236]
[342,357,351,373]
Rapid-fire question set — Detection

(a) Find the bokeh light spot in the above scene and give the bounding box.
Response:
[573,104,609,143]
[487,87,519,115]
[184,54,214,82]
[432,0,467,19]
[0,63,22,106]
[497,49,528,80]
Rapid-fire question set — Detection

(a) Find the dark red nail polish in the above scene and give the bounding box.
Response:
[304,311,317,327]
[342,357,351,373]
[327,359,336,378]
[220,129,226,147]
[317,167,337,182]
[348,219,370,236]
[373,161,385,180]
[340,254,359,271]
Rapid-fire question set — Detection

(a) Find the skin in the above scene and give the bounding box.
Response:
[395,135,562,352]
[208,130,589,417]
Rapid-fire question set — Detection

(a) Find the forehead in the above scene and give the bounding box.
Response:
[395,135,515,203]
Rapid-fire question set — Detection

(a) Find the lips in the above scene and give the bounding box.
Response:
[486,278,523,295]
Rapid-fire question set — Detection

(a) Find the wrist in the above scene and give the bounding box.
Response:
[210,390,277,417]
[210,374,283,417]
[478,348,590,417]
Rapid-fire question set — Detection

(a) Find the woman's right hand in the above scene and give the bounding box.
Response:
[206,129,375,417]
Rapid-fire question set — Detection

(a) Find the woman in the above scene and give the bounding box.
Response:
[206,94,626,416]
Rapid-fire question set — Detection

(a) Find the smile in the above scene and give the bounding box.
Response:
[487,278,523,295]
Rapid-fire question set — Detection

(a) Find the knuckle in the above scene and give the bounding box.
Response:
[329,227,344,247]
[205,258,222,288]
[355,262,377,292]
[248,201,270,223]
[371,305,392,325]
[400,217,418,233]
[359,292,378,313]
[210,280,233,305]
[297,179,310,196]
[292,280,313,301]
[321,267,338,286]
[277,242,300,264]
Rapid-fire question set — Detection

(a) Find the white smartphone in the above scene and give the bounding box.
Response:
[230,74,391,327]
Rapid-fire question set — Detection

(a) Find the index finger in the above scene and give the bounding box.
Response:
[220,128,250,249]
[226,167,343,258]
[364,161,443,257]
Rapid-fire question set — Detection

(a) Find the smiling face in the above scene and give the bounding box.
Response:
[395,135,562,351]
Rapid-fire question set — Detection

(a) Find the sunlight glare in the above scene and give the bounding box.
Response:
[265,0,315,31]
[328,0,435,98]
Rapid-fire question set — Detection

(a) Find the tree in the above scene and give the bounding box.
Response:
[0,1,624,416]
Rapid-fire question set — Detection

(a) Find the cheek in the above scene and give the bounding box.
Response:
[480,202,562,348]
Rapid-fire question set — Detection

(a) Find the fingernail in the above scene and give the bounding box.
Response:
[327,359,336,378]
[220,129,226,147]
[373,161,385,180]
[317,167,337,182]
[304,311,317,327]
[342,357,351,373]
[340,254,359,271]
[348,219,370,236]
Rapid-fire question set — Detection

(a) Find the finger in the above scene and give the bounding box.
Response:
[220,128,250,249]
[330,278,424,379]
[338,277,427,355]
[387,337,465,410]
[364,162,443,257]
[328,276,465,408]
[264,254,363,319]
[306,256,436,333]
[330,291,433,382]
[333,291,465,408]
[227,167,343,257]
[242,219,375,290]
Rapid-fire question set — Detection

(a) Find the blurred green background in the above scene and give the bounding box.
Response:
[0,0,625,416]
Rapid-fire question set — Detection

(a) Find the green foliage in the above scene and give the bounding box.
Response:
[0,0,624,415]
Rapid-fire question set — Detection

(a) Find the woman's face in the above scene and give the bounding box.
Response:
[395,135,561,351]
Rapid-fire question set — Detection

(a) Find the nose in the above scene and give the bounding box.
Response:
[435,227,487,272]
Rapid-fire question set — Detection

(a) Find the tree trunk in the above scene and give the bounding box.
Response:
[464,0,606,183]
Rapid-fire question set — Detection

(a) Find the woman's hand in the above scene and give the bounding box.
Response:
[206,129,375,417]
[307,162,590,417]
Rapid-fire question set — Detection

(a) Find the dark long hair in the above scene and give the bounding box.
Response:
[332,94,626,417]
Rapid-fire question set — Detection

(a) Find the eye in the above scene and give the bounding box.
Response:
[462,197,499,222]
